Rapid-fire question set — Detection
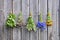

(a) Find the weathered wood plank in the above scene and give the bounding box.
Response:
[13,0,22,40]
[4,0,13,40]
[56,0,59,40]
[13,28,21,40]
[0,0,4,40]
[47,0,53,40]
[59,0,60,39]
[29,0,38,40]
[0,0,4,10]
[0,9,4,40]
[40,0,47,40]
[52,0,59,40]
[38,0,41,40]
[22,0,29,40]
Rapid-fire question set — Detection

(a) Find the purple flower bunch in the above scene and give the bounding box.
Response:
[37,21,46,31]
[37,13,46,31]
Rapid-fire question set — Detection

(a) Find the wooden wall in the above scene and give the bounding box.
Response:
[0,0,59,40]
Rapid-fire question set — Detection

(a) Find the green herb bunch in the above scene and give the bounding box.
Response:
[26,12,36,32]
[6,13,16,28]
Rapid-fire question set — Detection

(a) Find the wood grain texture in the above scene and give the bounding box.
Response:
[48,0,53,40]
[4,0,13,40]
[40,0,47,40]
[0,0,59,40]
[0,0,4,40]
[0,8,4,40]
[38,0,41,40]
[59,0,60,39]
[52,0,59,40]
[13,0,22,40]
[22,0,29,40]
[29,0,38,40]
[56,0,59,40]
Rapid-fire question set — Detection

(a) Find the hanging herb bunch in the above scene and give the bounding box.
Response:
[6,12,16,28]
[46,11,53,26]
[17,11,23,26]
[26,12,36,32]
[37,13,46,31]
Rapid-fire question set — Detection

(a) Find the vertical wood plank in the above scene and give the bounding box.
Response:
[4,0,8,40]
[0,0,4,39]
[58,0,60,40]
[29,0,38,40]
[48,0,53,40]
[38,0,41,40]
[52,0,59,40]
[52,0,57,39]
[22,0,29,40]
[56,0,59,40]
[4,0,13,40]
[0,11,4,40]
[40,0,47,40]
[13,0,22,40]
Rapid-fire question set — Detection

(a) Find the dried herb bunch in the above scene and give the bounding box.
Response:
[6,12,16,28]
[46,11,53,26]
[37,13,46,31]
[26,12,36,32]
[17,12,23,26]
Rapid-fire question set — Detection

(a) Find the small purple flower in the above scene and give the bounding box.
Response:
[37,21,42,28]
